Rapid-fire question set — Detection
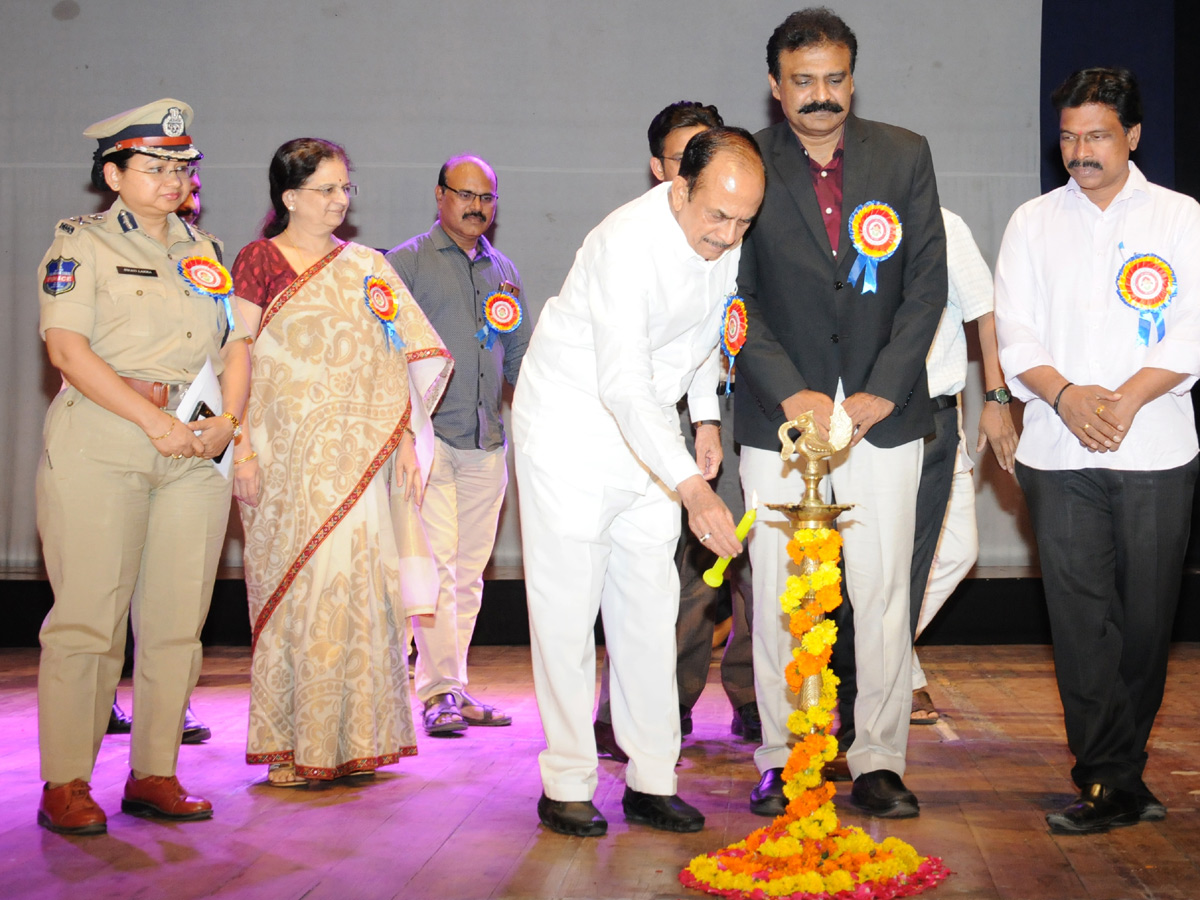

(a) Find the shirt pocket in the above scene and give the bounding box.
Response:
[96,273,168,338]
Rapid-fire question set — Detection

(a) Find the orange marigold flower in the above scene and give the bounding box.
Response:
[789,611,816,637]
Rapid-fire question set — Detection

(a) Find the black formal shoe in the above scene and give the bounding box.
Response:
[730,702,762,742]
[749,767,786,817]
[680,705,693,737]
[850,770,919,819]
[1136,782,1167,822]
[181,706,212,744]
[593,719,629,763]
[537,794,607,837]
[622,786,704,832]
[1046,783,1140,834]
[107,702,132,735]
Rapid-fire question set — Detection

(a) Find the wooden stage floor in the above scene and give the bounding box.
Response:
[1,644,1199,900]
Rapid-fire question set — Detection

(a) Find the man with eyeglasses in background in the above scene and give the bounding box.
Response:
[386,154,527,737]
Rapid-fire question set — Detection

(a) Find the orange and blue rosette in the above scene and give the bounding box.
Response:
[846,201,903,294]
[178,256,236,329]
[475,290,522,350]
[720,295,748,395]
[1116,249,1176,346]
[363,275,406,351]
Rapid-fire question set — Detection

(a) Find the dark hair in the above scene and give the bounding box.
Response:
[647,102,724,159]
[678,126,765,197]
[90,148,135,191]
[1051,67,1142,130]
[767,7,858,80]
[262,137,351,238]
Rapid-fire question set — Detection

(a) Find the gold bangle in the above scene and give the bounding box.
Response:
[221,411,240,429]
[234,451,258,465]
[148,419,177,442]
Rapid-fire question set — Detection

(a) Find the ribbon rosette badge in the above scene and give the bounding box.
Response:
[178,256,236,329]
[720,295,748,395]
[1116,252,1177,346]
[475,291,522,350]
[363,275,406,351]
[847,201,903,294]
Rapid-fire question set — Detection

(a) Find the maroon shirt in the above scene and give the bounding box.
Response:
[804,135,845,256]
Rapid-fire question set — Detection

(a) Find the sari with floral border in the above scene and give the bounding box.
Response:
[238,241,451,778]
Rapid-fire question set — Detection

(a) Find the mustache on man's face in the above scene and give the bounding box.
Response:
[463,211,487,222]
[1067,158,1103,171]
[799,100,844,115]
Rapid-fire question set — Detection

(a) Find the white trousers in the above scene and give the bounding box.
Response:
[912,428,979,690]
[412,438,508,704]
[516,448,682,801]
[741,434,922,778]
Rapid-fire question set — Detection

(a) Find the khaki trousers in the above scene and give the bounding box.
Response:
[36,391,230,783]
[411,438,508,703]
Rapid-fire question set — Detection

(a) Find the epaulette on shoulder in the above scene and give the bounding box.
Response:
[55,212,105,236]
[191,225,220,243]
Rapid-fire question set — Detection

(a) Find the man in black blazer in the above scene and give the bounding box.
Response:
[736,8,946,820]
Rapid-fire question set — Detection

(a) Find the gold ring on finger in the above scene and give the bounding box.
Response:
[172,454,183,459]
[1082,423,1090,430]
[1096,406,1104,415]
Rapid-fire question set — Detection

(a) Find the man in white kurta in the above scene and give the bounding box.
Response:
[513,129,765,837]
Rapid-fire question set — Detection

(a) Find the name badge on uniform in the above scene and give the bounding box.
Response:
[847,201,903,294]
[117,266,158,277]
[1116,243,1177,346]
[43,258,79,296]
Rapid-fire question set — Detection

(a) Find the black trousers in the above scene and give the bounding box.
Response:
[1017,457,1197,791]
[909,402,960,638]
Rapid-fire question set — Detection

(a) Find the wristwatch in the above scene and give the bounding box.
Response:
[984,388,1012,405]
[693,419,721,431]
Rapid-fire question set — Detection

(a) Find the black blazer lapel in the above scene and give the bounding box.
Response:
[769,126,835,262]
[837,115,871,280]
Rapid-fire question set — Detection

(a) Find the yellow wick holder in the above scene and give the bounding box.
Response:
[701,507,758,587]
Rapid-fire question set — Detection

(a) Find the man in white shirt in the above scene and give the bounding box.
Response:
[513,127,765,837]
[995,67,1200,835]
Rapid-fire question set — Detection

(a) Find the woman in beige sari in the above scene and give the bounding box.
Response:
[231,138,451,786]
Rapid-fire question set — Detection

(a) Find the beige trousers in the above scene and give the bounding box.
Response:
[36,390,229,783]
[411,438,508,704]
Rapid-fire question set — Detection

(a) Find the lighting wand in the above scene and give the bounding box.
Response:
[702,491,757,587]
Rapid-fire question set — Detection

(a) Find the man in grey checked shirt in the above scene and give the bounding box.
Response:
[387,154,528,736]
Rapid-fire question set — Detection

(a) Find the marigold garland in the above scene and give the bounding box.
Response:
[681,527,949,900]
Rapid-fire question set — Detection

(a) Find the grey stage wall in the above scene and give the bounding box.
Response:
[0,0,1043,569]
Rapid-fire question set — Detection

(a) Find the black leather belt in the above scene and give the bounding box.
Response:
[931,394,956,412]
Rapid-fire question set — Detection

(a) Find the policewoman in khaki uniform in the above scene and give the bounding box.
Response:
[35,99,250,835]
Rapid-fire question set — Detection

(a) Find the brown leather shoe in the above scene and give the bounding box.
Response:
[121,773,212,821]
[38,780,107,835]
